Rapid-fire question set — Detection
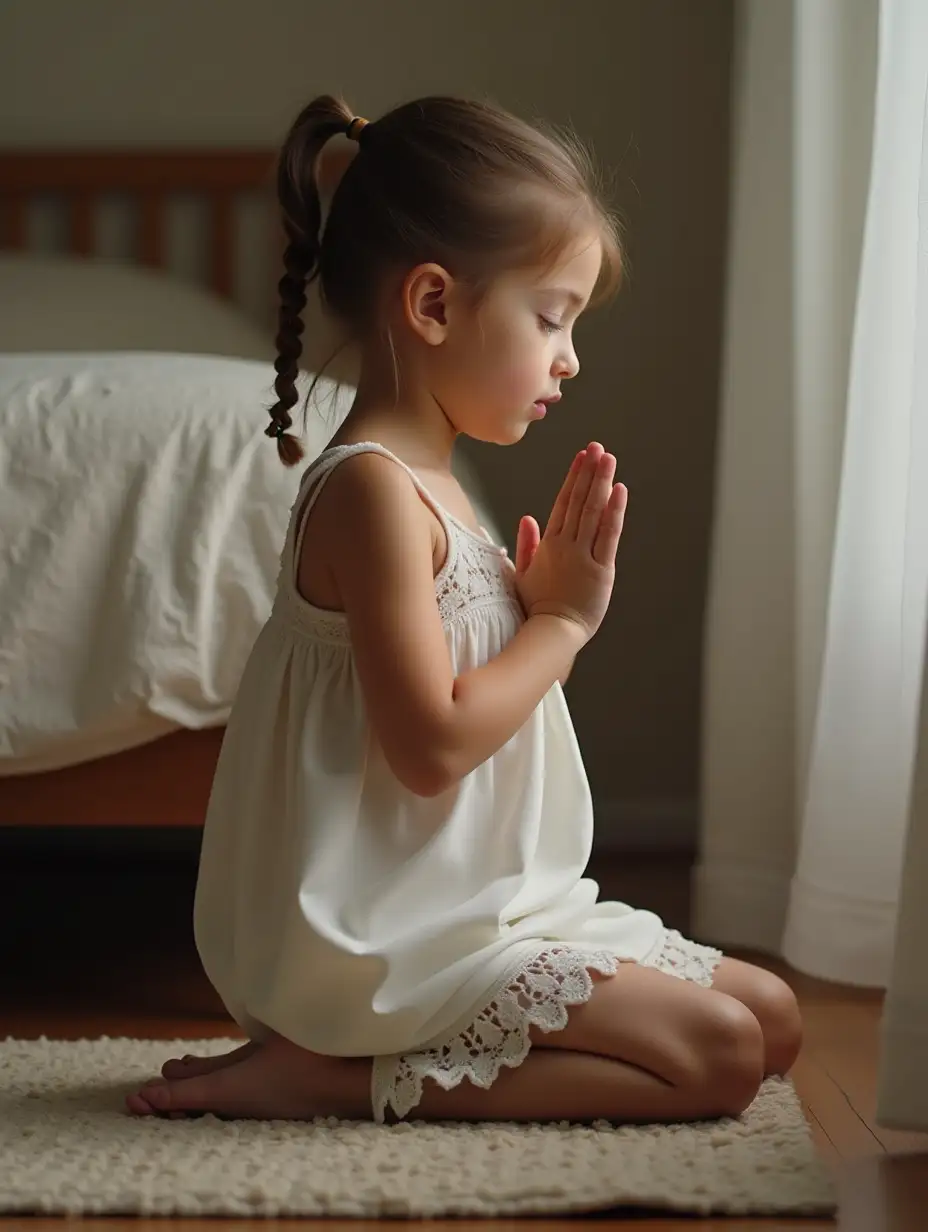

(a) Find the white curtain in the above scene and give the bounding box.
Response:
[696,0,928,1132]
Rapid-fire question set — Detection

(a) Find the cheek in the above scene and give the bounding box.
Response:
[470,323,541,402]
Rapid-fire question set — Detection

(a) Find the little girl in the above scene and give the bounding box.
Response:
[128,94,801,1125]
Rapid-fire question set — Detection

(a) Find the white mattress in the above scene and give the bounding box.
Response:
[0,352,499,776]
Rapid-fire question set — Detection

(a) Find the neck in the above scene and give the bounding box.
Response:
[337,346,459,472]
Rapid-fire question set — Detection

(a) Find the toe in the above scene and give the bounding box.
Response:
[126,1089,158,1116]
[126,1080,196,1119]
[161,1054,212,1079]
[136,1072,228,1116]
[138,1077,176,1111]
[161,1042,257,1081]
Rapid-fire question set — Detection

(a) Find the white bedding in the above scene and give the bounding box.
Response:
[0,353,337,773]
[0,352,500,776]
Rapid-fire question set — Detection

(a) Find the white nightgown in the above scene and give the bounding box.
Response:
[193,441,722,1122]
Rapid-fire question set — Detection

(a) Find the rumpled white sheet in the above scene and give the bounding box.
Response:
[0,354,339,774]
[0,353,500,776]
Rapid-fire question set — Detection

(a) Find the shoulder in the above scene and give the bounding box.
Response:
[306,450,442,568]
[319,451,423,531]
[323,449,419,511]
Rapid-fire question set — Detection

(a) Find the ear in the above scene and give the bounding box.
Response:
[402,263,455,346]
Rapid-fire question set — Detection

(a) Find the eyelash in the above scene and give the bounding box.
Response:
[538,317,563,335]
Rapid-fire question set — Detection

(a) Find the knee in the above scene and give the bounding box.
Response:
[698,995,766,1118]
[752,975,803,1075]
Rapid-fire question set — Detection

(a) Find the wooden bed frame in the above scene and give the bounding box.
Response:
[0,148,276,297]
[0,148,278,829]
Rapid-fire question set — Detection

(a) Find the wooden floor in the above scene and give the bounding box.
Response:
[2,838,927,1231]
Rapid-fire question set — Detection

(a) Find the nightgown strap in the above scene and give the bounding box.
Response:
[285,441,455,597]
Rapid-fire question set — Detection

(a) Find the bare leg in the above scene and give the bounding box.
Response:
[709,957,803,1075]
[410,1047,747,1123]
[127,962,764,1123]
[128,1032,756,1124]
[150,959,801,1090]
[526,962,764,1100]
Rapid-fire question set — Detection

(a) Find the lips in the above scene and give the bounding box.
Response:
[532,392,561,413]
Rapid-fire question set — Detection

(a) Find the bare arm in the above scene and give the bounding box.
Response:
[319,454,586,797]
[444,613,584,781]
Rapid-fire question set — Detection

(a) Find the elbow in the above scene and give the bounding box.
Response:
[394,757,456,799]
[386,732,460,799]
[381,700,463,798]
[408,768,455,799]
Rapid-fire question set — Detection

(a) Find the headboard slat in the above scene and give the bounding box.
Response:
[138,192,165,270]
[0,149,277,306]
[69,193,95,256]
[210,193,234,300]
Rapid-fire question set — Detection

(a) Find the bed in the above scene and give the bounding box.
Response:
[0,149,499,830]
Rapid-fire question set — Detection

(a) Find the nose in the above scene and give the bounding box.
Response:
[554,339,580,380]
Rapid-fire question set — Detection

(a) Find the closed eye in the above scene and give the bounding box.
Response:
[538,316,563,335]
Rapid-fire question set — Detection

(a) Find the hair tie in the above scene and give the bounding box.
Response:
[268,420,287,439]
[345,116,369,144]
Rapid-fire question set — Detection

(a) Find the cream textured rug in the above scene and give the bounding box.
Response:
[1,1036,836,1219]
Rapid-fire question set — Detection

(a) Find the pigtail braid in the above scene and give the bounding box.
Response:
[266,242,312,466]
[266,93,355,465]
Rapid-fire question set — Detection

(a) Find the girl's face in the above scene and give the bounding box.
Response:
[443,235,603,445]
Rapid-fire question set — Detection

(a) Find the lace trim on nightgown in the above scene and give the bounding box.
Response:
[371,946,620,1123]
[278,509,522,646]
[647,928,722,988]
[370,930,724,1123]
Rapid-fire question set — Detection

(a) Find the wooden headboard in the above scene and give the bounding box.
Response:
[0,149,277,302]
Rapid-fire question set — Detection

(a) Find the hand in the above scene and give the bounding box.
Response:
[514,443,627,643]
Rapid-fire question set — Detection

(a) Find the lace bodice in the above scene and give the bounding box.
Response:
[274,442,524,646]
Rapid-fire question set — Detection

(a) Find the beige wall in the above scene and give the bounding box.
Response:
[0,0,734,851]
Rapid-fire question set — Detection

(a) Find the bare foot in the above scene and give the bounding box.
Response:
[160,1039,258,1080]
[126,1033,369,1121]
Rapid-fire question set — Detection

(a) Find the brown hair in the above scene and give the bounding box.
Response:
[266,94,623,465]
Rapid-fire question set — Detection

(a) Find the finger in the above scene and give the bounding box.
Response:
[592,483,628,567]
[578,452,617,548]
[562,442,604,538]
[545,450,587,537]
[515,515,541,574]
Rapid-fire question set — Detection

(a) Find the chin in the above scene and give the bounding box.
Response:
[498,416,534,445]
[463,427,526,447]
[459,409,532,446]
[487,428,528,447]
